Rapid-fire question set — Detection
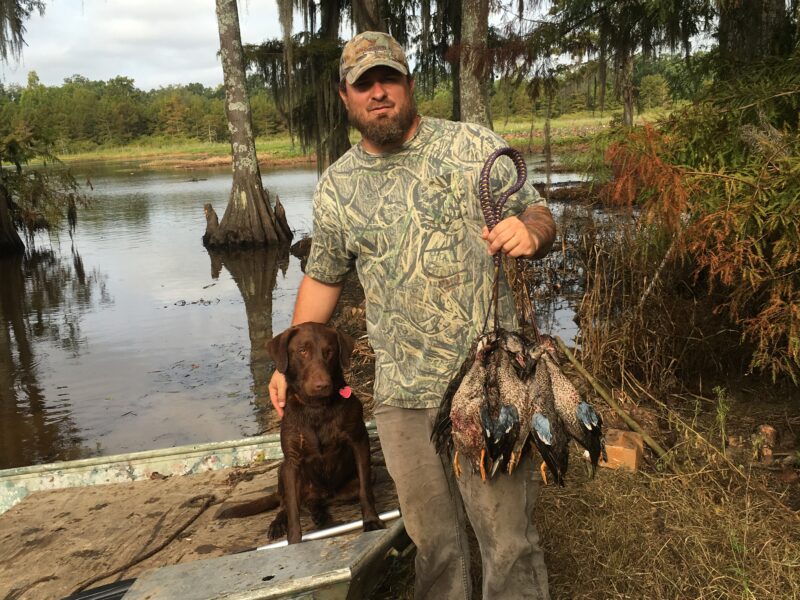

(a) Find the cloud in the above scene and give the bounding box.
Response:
[1,0,282,90]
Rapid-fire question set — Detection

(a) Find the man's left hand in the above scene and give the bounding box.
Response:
[482,216,538,258]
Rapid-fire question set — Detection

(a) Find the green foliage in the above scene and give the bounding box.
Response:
[490,77,531,124]
[0,113,84,244]
[637,74,669,110]
[417,82,453,119]
[633,53,711,103]
[0,75,286,152]
[598,50,800,381]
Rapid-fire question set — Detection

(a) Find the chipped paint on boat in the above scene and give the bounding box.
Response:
[0,422,377,515]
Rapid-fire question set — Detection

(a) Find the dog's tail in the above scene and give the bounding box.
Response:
[215,493,281,519]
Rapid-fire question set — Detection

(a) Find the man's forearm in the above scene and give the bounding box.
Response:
[291,275,344,325]
[520,204,556,259]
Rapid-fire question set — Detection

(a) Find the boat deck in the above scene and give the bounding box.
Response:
[0,441,399,600]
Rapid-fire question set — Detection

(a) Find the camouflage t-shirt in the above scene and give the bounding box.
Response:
[306,117,545,408]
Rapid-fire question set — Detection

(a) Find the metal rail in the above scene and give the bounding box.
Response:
[256,508,402,550]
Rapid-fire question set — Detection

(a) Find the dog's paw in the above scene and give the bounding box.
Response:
[362,518,386,532]
[268,513,287,540]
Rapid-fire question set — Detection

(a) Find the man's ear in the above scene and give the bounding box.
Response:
[338,84,349,108]
[337,330,355,372]
[267,327,297,374]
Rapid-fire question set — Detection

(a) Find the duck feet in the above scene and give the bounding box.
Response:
[453,451,462,478]
[479,448,487,482]
[507,451,518,475]
[539,461,549,486]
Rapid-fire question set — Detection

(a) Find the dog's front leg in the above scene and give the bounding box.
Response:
[351,432,384,532]
[281,460,303,544]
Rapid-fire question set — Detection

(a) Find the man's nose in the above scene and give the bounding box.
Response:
[368,81,387,99]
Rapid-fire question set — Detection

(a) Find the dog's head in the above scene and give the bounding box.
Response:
[268,322,355,400]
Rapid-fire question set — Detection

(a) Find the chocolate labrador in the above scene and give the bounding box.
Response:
[216,322,384,544]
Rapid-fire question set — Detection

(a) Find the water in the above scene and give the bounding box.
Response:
[0,159,582,469]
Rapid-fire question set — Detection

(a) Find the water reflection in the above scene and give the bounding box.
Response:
[207,246,289,433]
[0,247,109,468]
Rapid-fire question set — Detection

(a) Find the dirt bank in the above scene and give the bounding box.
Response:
[141,154,317,169]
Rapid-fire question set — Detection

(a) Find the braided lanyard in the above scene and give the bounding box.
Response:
[477,147,539,342]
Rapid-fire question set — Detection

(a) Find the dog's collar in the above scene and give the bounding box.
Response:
[339,386,352,398]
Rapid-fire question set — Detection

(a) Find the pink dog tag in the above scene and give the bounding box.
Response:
[339,386,352,398]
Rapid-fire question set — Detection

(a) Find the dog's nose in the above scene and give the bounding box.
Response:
[310,378,332,395]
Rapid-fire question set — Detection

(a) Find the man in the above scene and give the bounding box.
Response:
[269,31,555,599]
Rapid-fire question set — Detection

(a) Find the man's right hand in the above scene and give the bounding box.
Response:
[269,370,287,419]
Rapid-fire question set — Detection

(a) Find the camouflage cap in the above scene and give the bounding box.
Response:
[340,31,409,85]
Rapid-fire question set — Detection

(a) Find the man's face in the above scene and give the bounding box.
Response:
[339,66,417,152]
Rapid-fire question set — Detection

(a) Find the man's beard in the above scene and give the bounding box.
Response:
[348,96,418,148]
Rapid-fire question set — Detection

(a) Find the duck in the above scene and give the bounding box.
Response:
[539,337,606,474]
[489,342,534,476]
[433,329,534,481]
[432,334,492,478]
[526,349,570,486]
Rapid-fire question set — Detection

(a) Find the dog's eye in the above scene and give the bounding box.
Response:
[297,346,308,355]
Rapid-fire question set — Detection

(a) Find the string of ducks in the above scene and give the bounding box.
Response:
[431,148,606,485]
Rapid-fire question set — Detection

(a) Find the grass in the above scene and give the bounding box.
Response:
[495,111,613,135]
[55,134,306,165]
[50,109,678,166]
[368,397,800,600]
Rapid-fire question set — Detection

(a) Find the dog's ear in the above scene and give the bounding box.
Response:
[337,330,355,372]
[267,327,297,374]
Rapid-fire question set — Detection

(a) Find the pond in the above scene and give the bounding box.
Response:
[0,159,585,469]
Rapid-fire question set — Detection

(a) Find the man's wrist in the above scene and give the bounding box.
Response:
[519,206,556,259]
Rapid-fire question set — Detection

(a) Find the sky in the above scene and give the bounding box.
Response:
[0,0,285,91]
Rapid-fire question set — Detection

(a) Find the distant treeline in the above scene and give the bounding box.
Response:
[0,54,699,153]
[0,72,286,153]
[422,54,703,122]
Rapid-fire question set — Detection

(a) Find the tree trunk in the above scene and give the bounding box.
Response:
[598,43,607,117]
[352,0,385,32]
[316,0,351,173]
[0,184,24,256]
[210,0,291,248]
[620,50,634,128]
[718,0,790,70]
[544,94,552,202]
[459,0,491,128]
[450,0,462,122]
[277,0,295,143]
